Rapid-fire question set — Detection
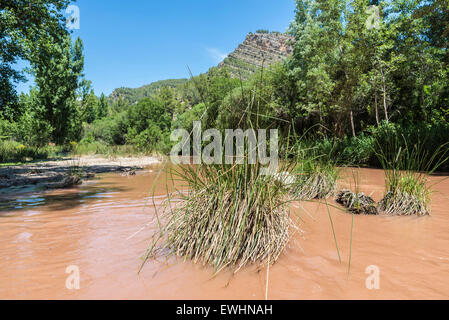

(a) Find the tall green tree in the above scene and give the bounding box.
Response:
[0,0,71,119]
[31,35,84,143]
[290,0,352,136]
[287,0,449,135]
[96,93,109,119]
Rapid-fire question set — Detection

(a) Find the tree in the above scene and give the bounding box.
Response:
[0,0,71,119]
[96,93,109,119]
[153,86,178,120]
[182,67,240,130]
[126,97,172,151]
[32,35,85,143]
[286,0,446,136]
[126,97,171,135]
[388,0,447,123]
[289,0,351,136]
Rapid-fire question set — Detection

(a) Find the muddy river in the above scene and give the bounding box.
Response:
[1,165,449,299]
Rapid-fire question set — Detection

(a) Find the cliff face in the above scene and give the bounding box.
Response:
[219,32,294,79]
[109,33,294,105]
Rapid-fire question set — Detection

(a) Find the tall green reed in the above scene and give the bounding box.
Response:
[374,134,449,216]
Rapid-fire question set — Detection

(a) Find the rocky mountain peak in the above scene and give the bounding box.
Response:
[219,32,294,79]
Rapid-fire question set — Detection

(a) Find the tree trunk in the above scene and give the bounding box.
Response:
[383,86,388,122]
[350,110,356,138]
[421,85,427,122]
[374,77,379,126]
[380,68,389,122]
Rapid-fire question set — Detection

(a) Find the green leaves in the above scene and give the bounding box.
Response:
[0,0,72,117]
[286,0,449,136]
[31,35,85,144]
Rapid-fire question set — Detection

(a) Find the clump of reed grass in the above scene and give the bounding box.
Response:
[336,189,378,215]
[375,134,449,216]
[289,144,339,200]
[293,166,338,200]
[141,161,294,273]
[378,189,428,216]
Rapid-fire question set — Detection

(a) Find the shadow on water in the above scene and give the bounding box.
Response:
[0,184,130,214]
[431,172,449,177]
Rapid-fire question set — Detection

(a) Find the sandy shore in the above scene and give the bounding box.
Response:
[0,155,161,191]
[39,155,161,168]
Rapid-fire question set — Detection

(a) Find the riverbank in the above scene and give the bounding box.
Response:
[0,155,161,192]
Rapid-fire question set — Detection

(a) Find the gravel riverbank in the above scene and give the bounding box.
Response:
[0,156,161,192]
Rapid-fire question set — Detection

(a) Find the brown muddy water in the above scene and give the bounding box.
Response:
[1,165,449,300]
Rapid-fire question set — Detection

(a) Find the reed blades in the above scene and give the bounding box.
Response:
[140,160,295,274]
[374,134,449,216]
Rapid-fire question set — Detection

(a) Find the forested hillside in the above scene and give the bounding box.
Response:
[109,79,188,105]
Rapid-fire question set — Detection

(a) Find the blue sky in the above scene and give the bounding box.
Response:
[16,0,296,96]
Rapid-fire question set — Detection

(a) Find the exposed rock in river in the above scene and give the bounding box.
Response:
[336,189,378,215]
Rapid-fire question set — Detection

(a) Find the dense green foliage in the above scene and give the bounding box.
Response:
[1,0,87,156]
[0,0,71,119]
[286,0,449,136]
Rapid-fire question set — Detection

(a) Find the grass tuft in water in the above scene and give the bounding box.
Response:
[289,145,339,201]
[336,189,378,215]
[375,135,449,216]
[141,160,295,274]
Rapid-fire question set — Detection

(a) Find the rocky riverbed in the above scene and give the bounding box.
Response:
[0,156,160,193]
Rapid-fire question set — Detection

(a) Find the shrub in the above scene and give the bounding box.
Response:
[83,112,128,145]
[295,121,449,171]
[0,140,56,163]
[71,141,141,157]
[128,124,170,153]
[172,103,206,133]
[0,119,18,141]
